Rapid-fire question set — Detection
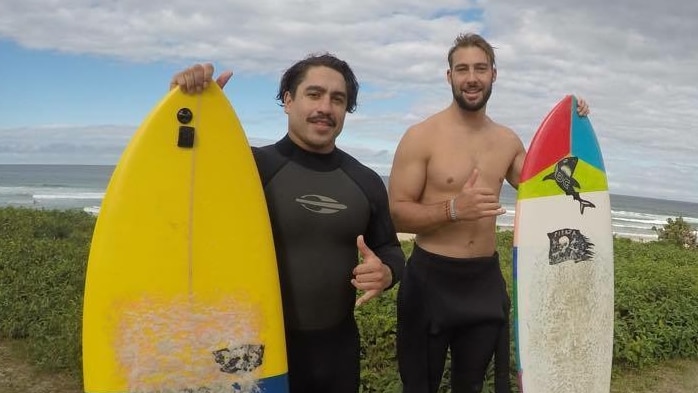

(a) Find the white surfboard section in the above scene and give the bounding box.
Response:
[516,191,614,392]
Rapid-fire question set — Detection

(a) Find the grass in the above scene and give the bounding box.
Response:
[611,360,698,392]
[0,339,82,393]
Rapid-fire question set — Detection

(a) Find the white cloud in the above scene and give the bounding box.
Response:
[0,125,134,164]
[1,0,697,202]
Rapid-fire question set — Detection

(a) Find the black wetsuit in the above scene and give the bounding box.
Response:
[253,135,405,393]
[397,245,510,393]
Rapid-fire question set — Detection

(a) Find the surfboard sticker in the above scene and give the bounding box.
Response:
[513,95,614,392]
[547,228,595,265]
[542,157,597,214]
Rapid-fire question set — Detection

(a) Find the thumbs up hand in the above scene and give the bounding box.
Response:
[352,235,392,307]
[451,168,506,221]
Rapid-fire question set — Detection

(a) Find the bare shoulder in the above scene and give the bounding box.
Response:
[395,110,446,152]
[490,120,520,140]
[401,110,444,138]
[490,120,525,150]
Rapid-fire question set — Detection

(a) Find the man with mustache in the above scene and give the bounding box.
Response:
[171,54,405,393]
[388,33,589,392]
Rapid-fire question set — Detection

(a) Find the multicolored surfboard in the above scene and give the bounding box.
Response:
[83,83,289,393]
[513,95,614,392]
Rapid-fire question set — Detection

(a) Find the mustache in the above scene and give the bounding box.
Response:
[307,114,336,127]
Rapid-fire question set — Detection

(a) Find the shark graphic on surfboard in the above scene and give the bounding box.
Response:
[542,156,596,214]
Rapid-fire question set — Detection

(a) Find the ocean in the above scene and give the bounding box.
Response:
[1,164,696,241]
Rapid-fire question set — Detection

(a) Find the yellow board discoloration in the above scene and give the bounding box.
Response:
[114,295,261,392]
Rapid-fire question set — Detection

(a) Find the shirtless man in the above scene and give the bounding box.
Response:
[389,33,589,393]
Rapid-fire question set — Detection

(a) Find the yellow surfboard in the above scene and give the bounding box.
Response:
[82,83,289,392]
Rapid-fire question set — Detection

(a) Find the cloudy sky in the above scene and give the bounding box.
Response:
[1,1,697,203]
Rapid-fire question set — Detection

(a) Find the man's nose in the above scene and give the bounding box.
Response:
[317,96,332,112]
[464,69,478,81]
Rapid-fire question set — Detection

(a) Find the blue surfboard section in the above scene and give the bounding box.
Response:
[232,373,289,392]
[571,111,605,172]
[512,246,522,375]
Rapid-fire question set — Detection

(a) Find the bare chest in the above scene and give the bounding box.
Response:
[424,135,514,197]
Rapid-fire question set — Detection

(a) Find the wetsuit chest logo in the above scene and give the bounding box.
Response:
[295,194,348,214]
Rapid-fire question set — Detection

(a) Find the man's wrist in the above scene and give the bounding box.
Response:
[383,264,393,289]
[446,197,458,222]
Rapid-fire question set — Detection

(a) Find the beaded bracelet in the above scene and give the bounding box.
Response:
[446,198,458,222]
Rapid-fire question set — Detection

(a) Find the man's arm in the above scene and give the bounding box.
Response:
[506,142,526,190]
[359,171,405,290]
[388,127,449,234]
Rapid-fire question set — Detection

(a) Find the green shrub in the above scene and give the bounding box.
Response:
[2,208,698,390]
[0,207,93,373]
[357,288,401,392]
[653,216,697,250]
[613,239,698,368]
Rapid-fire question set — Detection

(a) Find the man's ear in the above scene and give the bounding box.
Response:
[283,91,292,114]
[492,67,497,83]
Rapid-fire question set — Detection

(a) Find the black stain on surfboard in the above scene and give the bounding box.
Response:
[542,156,596,214]
[547,228,595,265]
[212,344,264,374]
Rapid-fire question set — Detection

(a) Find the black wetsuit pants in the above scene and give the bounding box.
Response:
[285,317,360,393]
[397,245,511,393]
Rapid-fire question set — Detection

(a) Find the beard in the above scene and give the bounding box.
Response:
[453,81,493,112]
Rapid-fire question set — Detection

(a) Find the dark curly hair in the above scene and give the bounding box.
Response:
[276,53,359,113]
